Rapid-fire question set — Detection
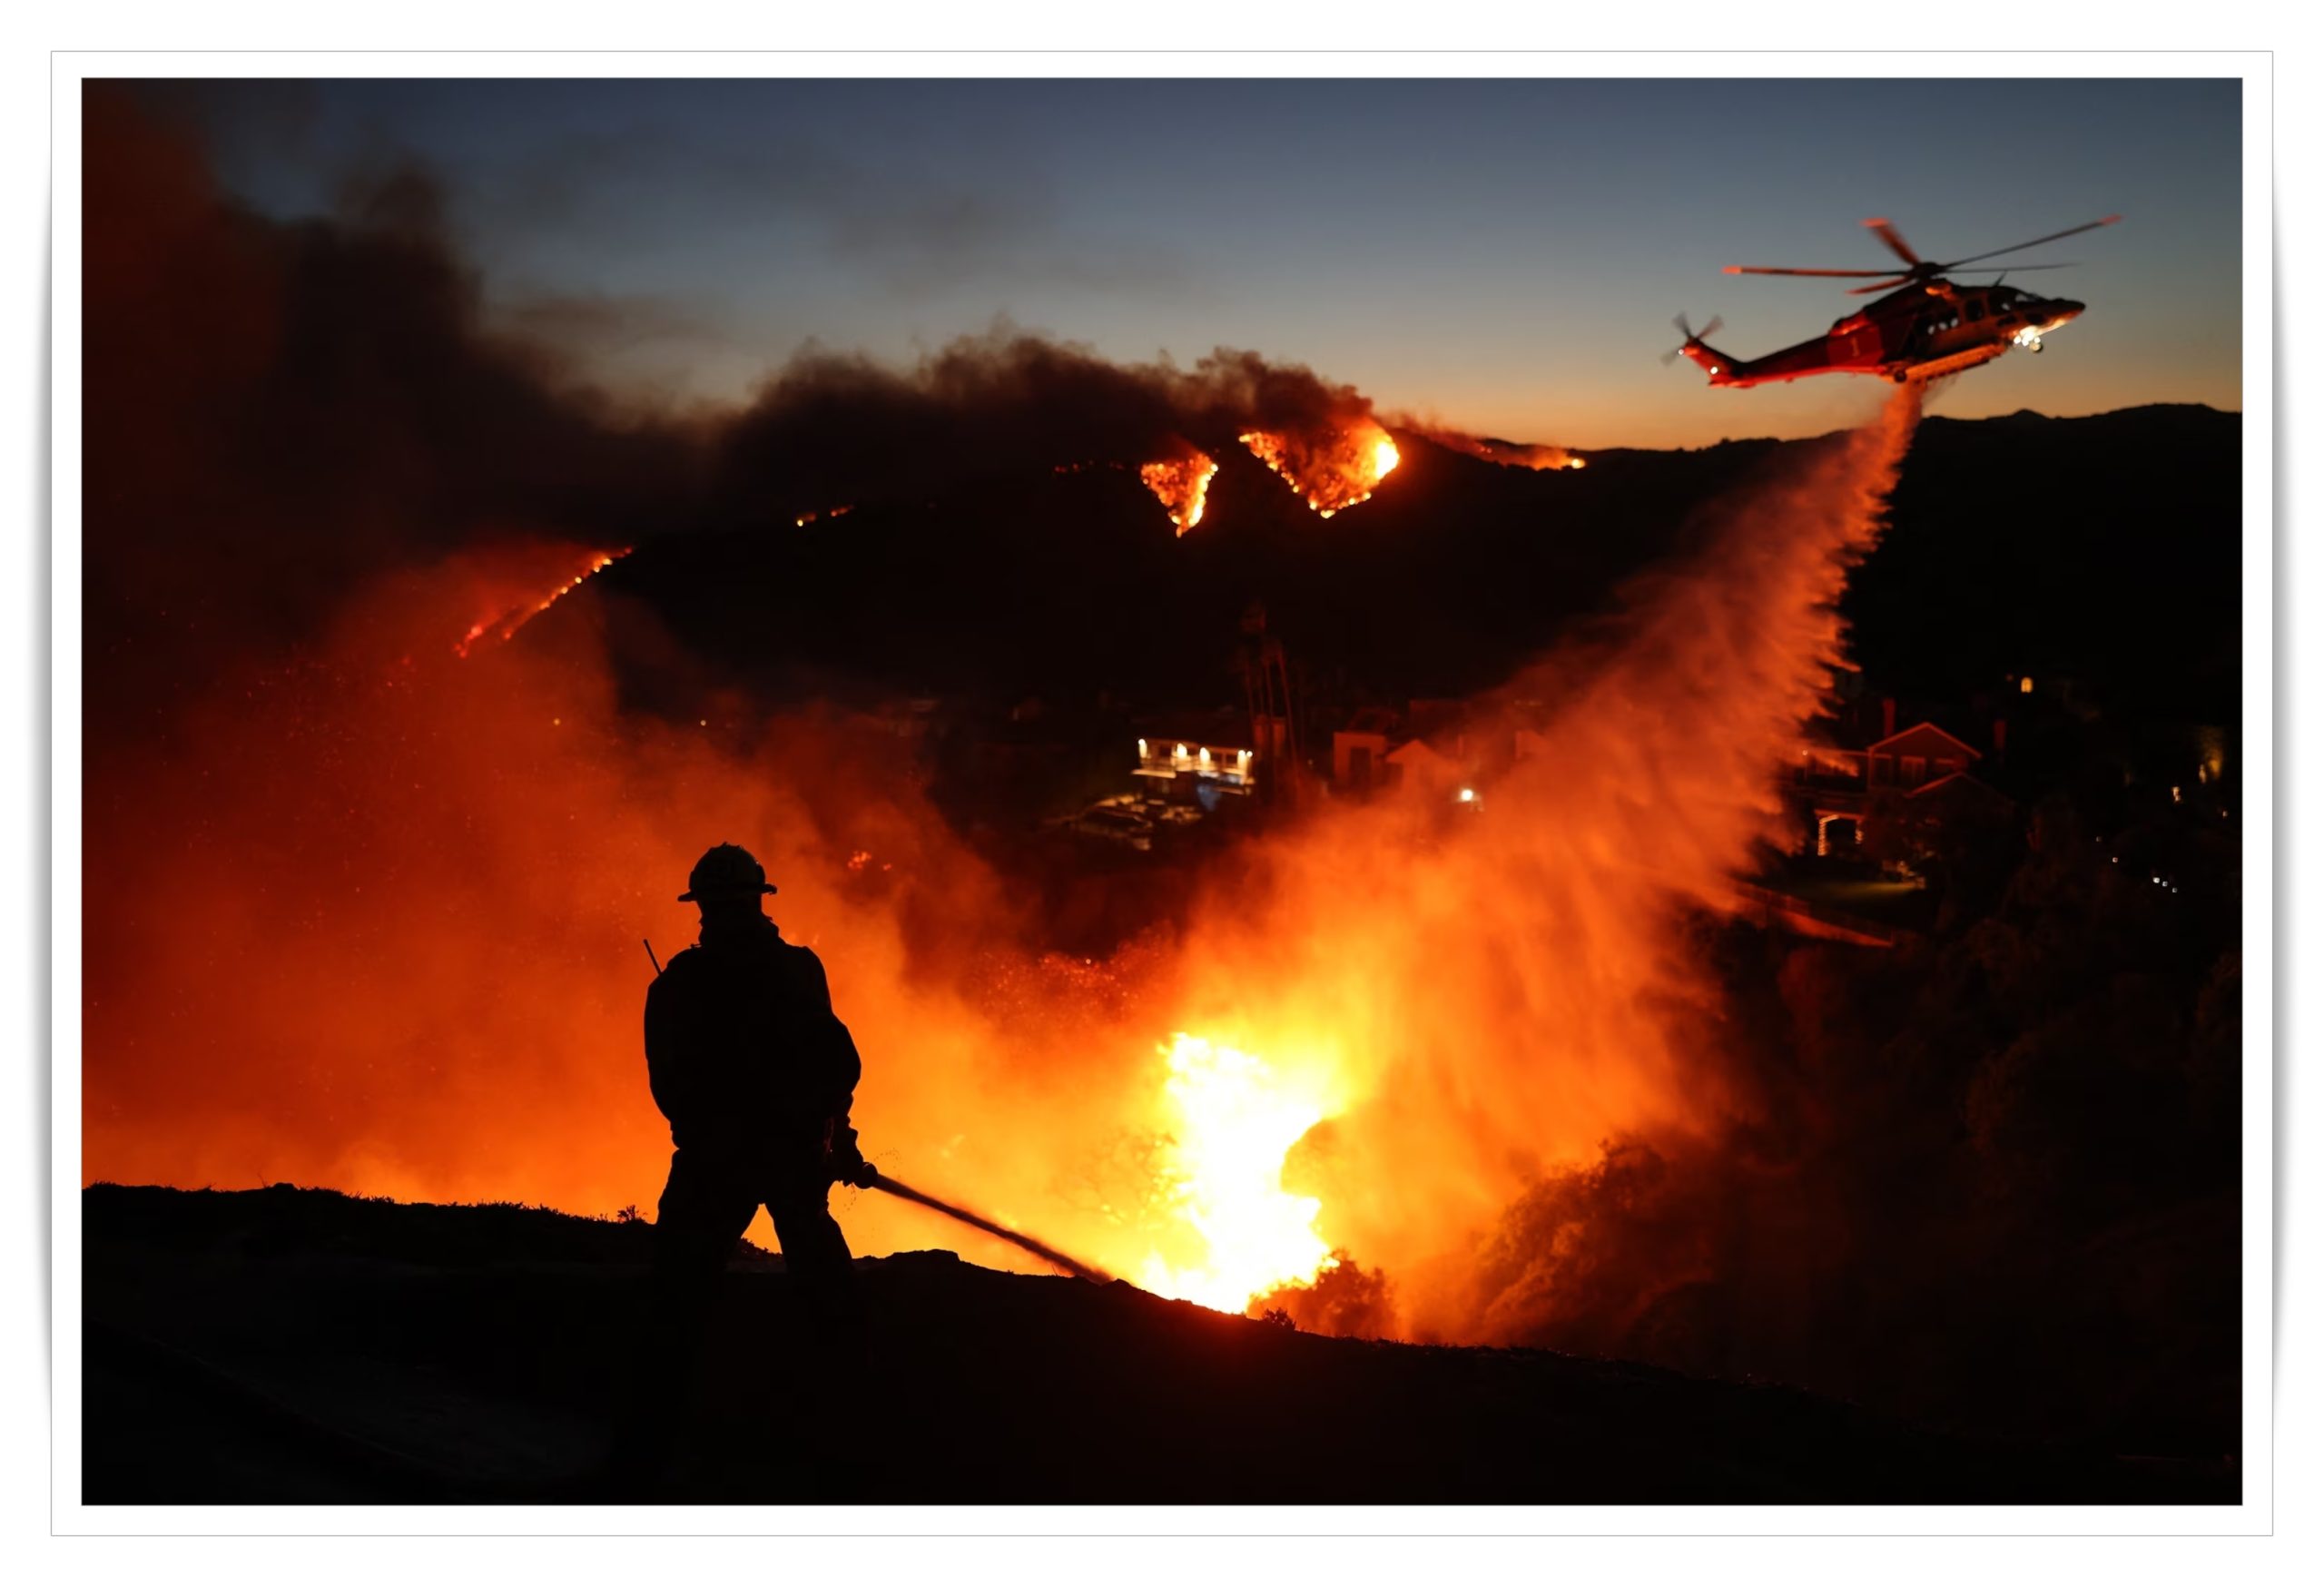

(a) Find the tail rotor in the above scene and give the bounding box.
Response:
[1661,313,1723,365]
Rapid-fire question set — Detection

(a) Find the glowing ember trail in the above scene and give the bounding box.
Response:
[1472,440,1583,471]
[453,547,631,658]
[1138,453,1218,535]
[1469,438,1583,470]
[1239,419,1401,518]
[1399,424,1586,472]
[1136,1033,1341,1312]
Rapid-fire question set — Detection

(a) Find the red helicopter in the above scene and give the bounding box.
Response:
[1669,213,2121,388]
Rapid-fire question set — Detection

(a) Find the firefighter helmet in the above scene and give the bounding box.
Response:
[677,843,778,903]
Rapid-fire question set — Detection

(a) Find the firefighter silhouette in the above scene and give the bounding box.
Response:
[618,843,876,1485]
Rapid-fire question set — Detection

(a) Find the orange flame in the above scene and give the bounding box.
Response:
[1138,453,1218,536]
[453,547,630,658]
[1134,1033,1343,1309]
[1405,425,1585,472]
[1239,419,1401,518]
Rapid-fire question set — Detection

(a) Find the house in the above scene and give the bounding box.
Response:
[1790,716,2009,858]
[1132,712,1259,807]
[1331,705,1401,792]
[1384,734,1472,801]
[1865,721,1983,791]
[1331,700,1515,803]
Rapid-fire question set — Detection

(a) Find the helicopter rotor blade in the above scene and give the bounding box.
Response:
[1851,261,2088,296]
[1662,313,1724,363]
[1863,217,1922,267]
[1663,314,1689,361]
[1941,215,2121,271]
[1724,266,1902,277]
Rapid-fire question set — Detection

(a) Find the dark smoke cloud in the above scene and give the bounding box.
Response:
[706,330,1381,527]
[481,114,1196,301]
[84,86,706,724]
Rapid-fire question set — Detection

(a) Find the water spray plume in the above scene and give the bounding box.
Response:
[1137,388,1925,1327]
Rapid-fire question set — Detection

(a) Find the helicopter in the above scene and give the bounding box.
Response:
[1668,213,2121,388]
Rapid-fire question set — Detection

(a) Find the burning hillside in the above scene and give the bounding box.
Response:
[710,334,1413,537]
[1239,419,1401,518]
[1138,451,1217,534]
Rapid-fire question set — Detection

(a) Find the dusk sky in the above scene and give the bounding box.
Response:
[178,76,2240,449]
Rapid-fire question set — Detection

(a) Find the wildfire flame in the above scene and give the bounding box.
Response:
[1404,426,1585,472]
[1138,453,1218,536]
[453,547,630,658]
[1136,1033,1340,1312]
[1239,419,1401,518]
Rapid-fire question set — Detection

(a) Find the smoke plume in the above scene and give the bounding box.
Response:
[710,333,1395,531]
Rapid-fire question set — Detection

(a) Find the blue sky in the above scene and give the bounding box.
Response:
[181,76,2242,448]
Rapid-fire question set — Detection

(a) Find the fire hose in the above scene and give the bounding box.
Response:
[852,1168,1114,1285]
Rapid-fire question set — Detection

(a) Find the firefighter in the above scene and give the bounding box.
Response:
[645,842,875,1287]
[617,842,876,1486]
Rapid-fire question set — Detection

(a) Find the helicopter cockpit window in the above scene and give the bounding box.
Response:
[1965,296,1986,320]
